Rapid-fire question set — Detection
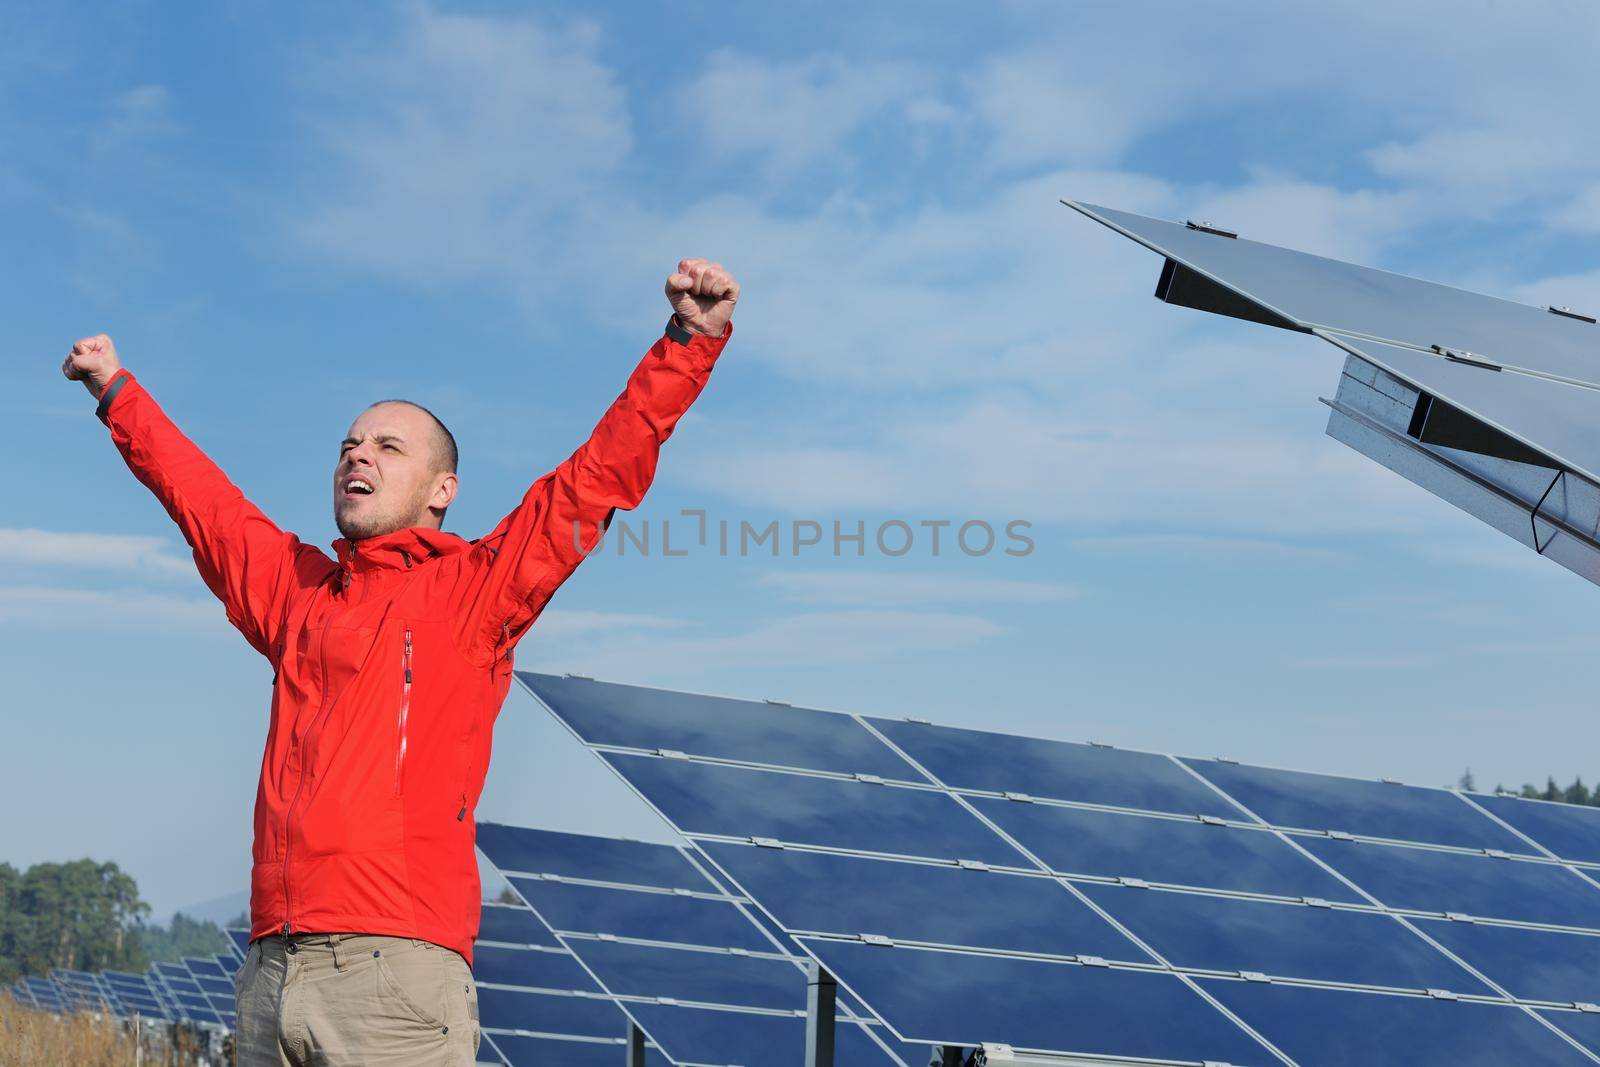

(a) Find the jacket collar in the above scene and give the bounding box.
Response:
[333,526,471,574]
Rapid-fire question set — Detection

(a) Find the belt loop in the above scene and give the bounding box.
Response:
[329,932,346,971]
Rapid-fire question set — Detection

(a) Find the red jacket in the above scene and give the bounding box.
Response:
[96,320,730,963]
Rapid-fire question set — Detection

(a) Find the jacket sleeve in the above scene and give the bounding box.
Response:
[453,319,731,664]
[96,370,329,661]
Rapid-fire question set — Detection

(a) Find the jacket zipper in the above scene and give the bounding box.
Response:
[282,568,351,936]
[395,629,413,796]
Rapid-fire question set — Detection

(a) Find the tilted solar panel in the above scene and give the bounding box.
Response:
[226,927,252,961]
[471,898,670,1066]
[1063,200,1600,391]
[520,671,1600,1065]
[1062,200,1600,588]
[477,821,928,1066]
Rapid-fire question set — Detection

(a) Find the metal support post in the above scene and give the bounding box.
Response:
[626,1020,647,1067]
[805,959,837,1067]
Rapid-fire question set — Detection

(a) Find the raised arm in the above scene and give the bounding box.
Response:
[452,260,738,664]
[64,335,329,660]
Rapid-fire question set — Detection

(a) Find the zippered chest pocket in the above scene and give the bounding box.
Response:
[394,628,413,797]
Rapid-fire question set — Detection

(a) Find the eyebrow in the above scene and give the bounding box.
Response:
[341,434,408,447]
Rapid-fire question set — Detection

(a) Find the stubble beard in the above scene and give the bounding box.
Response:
[334,490,431,541]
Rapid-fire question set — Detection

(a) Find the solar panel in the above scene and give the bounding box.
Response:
[99,971,168,1017]
[1200,980,1597,1067]
[483,1030,671,1066]
[1181,758,1535,852]
[471,896,682,1064]
[1062,200,1600,390]
[520,671,1600,1064]
[1062,200,1600,588]
[1471,793,1600,864]
[477,821,926,1066]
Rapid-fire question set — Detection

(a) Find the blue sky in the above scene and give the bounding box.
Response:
[6,0,1600,918]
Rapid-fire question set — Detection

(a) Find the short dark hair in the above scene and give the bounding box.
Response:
[369,399,458,473]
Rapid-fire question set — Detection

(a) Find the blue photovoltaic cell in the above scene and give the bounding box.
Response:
[1200,979,1596,1066]
[519,672,916,779]
[1471,793,1600,865]
[227,929,250,956]
[185,957,227,979]
[1078,884,1490,994]
[472,945,599,993]
[1541,1011,1600,1059]
[1300,837,1600,927]
[569,938,802,1011]
[870,718,1240,819]
[478,821,709,891]
[700,841,1148,962]
[1412,918,1600,1004]
[509,877,774,953]
[603,753,1026,865]
[1066,201,1600,391]
[476,987,626,1039]
[623,1004,906,1067]
[485,1033,669,1067]
[1183,758,1531,853]
[971,797,1363,902]
[477,902,561,948]
[802,939,1273,1064]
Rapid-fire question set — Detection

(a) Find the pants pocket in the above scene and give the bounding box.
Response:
[233,941,259,1001]
[373,944,450,1030]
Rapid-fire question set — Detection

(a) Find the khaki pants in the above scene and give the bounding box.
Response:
[234,933,479,1066]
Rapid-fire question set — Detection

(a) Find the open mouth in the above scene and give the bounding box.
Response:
[343,477,375,498]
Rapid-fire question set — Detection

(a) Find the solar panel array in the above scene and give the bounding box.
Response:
[6,937,246,1029]
[1061,200,1600,588]
[520,670,1600,1066]
[476,822,932,1066]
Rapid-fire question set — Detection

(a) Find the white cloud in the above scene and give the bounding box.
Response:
[0,528,193,578]
[1549,183,1600,235]
[533,610,682,638]
[1068,533,1347,562]
[1186,177,1424,264]
[1509,269,1600,323]
[685,52,932,178]
[964,48,1180,172]
[282,4,1600,551]
[756,570,1079,607]
[0,586,218,628]
[97,84,177,146]
[525,609,1004,676]
[294,6,629,285]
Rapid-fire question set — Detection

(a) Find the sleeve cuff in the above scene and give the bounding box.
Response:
[666,315,733,348]
[96,370,133,424]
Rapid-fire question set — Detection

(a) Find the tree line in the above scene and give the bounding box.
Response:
[0,860,229,984]
[1462,769,1600,807]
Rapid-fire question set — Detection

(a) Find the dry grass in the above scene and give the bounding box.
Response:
[0,991,141,1067]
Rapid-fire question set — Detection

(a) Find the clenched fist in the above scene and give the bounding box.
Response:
[62,334,122,399]
[666,259,739,337]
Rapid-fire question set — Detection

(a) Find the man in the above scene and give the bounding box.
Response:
[61,259,739,1065]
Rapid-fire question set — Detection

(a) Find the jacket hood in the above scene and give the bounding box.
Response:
[333,526,472,573]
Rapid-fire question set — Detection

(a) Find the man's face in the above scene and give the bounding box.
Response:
[333,403,455,540]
